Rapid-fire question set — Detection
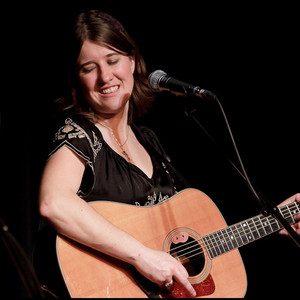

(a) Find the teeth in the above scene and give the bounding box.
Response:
[101,86,119,94]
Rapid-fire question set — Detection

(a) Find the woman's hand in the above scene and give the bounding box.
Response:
[133,247,197,297]
[278,193,300,236]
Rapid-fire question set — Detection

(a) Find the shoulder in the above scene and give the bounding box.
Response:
[51,114,95,137]
[49,114,102,163]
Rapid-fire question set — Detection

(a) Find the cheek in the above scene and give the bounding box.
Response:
[128,74,135,92]
[121,63,135,90]
[130,58,135,74]
[122,71,134,94]
[78,75,95,93]
[119,56,135,80]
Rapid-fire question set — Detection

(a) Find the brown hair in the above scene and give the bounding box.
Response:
[56,10,154,123]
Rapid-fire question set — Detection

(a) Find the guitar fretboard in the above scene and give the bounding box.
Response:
[202,202,299,258]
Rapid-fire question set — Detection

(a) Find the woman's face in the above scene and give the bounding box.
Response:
[76,40,135,118]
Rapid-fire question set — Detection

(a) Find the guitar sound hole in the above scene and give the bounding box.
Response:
[170,236,205,276]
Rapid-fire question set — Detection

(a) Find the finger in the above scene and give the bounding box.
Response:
[293,213,300,233]
[173,273,196,297]
[294,193,300,202]
[294,213,300,221]
[278,193,300,207]
[164,278,174,292]
[279,223,300,236]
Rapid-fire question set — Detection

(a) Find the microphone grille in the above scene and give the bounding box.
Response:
[148,70,167,90]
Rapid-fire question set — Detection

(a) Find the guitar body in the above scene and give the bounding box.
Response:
[56,189,247,298]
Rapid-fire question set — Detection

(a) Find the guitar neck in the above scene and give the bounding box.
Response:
[202,202,299,258]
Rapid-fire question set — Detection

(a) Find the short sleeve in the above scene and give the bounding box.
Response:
[48,117,102,171]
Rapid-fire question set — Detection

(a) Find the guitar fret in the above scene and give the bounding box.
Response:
[257,216,268,236]
[282,203,298,223]
[229,226,241,248]
[207,236,218,258]
[223,228,235,250]
[202,236,214,258]
[232,225,243,247]
[261,216,272,234]
[239,222,250,244]
[252,216,263,238]
[213,232,224,255]
[247,220,255,241]
[206,233,221,257]
[247,219,259,240]
[269,216,280,232]
[217,231,228,253]
[284,206,294,222]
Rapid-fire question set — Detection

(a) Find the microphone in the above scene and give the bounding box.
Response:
[148,70,216,100]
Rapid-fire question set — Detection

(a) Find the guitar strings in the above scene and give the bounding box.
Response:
[171,203,298,260]
[166,203,299,263]
[170,203,299,261]
[168,216,280,262]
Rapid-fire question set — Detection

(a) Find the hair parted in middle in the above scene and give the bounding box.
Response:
[56,9,155,124]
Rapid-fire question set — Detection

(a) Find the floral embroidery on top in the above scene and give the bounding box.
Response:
[135,191,170,206]
[53,118,102,161]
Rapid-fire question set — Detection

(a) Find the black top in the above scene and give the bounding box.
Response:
[33,114,191,298]
[48,115,188,206]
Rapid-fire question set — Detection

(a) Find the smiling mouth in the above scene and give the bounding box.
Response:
[100,85,119,94]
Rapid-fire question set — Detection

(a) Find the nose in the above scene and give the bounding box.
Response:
[97,66,113,85]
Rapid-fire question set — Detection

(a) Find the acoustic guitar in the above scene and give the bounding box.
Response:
[55,188,299,298]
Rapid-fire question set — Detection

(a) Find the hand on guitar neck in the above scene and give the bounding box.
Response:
[278,193,300,236]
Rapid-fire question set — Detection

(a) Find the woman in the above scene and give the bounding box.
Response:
[35,10,196,298]
[34,9,299,298]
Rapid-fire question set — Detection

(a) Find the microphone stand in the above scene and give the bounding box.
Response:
[184,93,300,248]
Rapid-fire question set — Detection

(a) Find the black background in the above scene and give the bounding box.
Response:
[1,2,299,298]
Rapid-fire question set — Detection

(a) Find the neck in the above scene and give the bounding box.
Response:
[97,118,129,137]
[96,119,132,162]
[95,102,130,132]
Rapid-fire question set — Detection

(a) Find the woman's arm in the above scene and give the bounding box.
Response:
[38,146,196,296]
